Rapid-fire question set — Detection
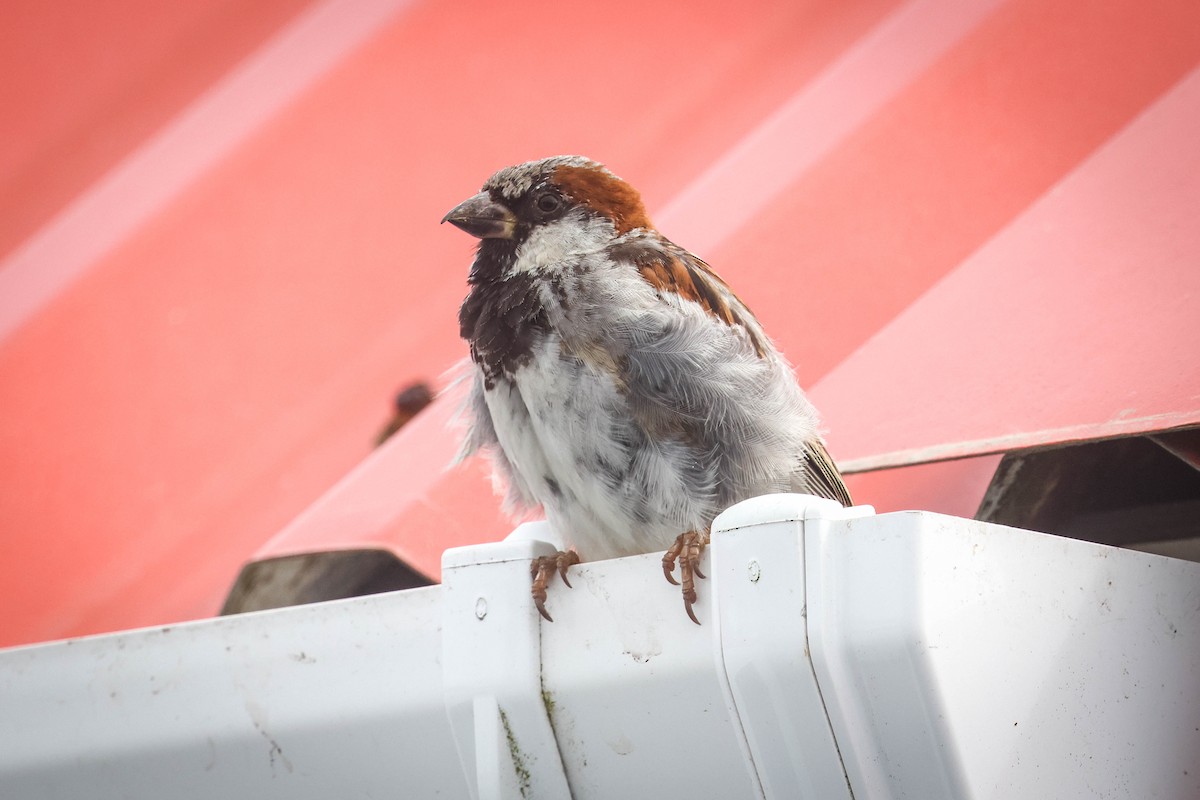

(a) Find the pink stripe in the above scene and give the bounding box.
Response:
[0,0,412,341]
[656,0,1006,253]
[814,65,1200,470]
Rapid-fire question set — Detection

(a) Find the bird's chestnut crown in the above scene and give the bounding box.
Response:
[442,156,652,241]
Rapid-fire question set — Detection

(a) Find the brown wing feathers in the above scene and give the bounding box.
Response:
[639,252,851,506]
[637,257,736,326]
[633,250,768,357]
[552,161,851,506]
[801,439,853,506]
[633,249,850,505]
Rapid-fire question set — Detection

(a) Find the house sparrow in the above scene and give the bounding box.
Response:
[444,156,850,624]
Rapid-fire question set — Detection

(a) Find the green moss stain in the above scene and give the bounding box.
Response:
[499,707,532,798]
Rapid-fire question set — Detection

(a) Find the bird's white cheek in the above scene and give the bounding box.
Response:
[512,216,613,274]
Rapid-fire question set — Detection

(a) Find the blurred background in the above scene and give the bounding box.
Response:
[2,0,1198,648]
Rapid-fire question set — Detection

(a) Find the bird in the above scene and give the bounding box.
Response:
[443,155,850,624]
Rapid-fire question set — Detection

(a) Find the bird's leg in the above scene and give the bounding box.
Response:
[662,530,710,625]
[530,550,581,622]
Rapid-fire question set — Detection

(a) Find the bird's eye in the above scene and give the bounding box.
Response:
[534,192,563,215]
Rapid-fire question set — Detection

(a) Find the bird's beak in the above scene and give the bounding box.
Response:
[441,192,517,240]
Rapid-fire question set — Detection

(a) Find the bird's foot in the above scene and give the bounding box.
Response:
[531,550,581,622]
[662,530,709,625]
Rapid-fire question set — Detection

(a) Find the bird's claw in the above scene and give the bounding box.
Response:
[662,544,681,586]
[531,550,580,622]
[662,530,709,625]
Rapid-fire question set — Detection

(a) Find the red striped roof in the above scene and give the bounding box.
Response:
[2,0,1198,646]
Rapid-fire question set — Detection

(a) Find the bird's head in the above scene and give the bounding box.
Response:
[442,156,652,276]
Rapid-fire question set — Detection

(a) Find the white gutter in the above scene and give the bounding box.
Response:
[2,495,1197,798]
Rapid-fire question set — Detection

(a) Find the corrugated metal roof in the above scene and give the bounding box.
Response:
[2,0,1198,646]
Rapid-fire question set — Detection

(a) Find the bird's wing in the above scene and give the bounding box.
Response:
[615,271,768,432]
[611,236,853,508]
[797,438,853,506]
[614,237,768,356]
[608,237,780,428]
